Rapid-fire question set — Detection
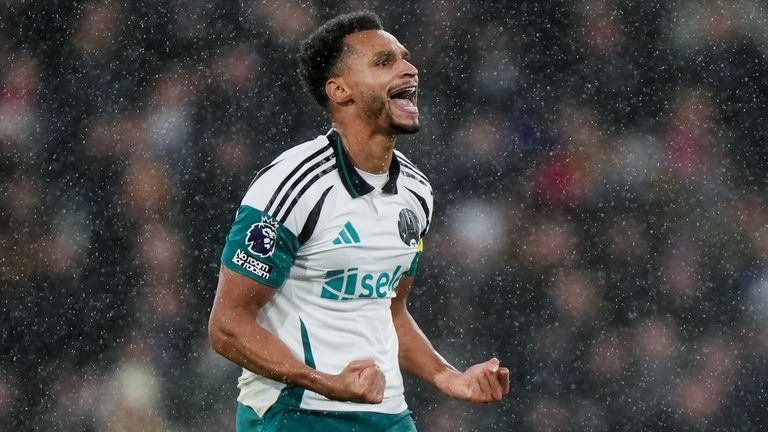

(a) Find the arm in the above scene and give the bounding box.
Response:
[391,276,510,403]
[209,265,385,403]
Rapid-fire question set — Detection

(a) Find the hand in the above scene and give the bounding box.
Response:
[327,359,386,403]
[437,358,510,403]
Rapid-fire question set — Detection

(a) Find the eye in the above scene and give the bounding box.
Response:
[377,58,391,67]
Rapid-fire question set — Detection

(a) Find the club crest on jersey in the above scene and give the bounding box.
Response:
[398,208,420,248]
[246,216,278,257]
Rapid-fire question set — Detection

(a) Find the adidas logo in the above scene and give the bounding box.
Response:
[332,221,361,245]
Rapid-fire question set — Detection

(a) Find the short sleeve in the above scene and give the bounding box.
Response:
[403,238,424,277]
[221,205,299,288]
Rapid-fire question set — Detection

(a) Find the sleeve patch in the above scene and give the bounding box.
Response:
[231,249,272,279]
[221,205,299,288]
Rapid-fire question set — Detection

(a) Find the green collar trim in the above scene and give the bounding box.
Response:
[327,129,400,198]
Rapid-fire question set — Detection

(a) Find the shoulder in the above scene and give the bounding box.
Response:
[394,149,434,237]
[394,149,432,198]
[274,134,333,165]
[250,135,334,188]
[241,134,336,216]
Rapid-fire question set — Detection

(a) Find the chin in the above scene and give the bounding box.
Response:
[391,121,420,135]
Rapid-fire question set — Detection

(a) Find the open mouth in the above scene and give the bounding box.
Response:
[388,86,418,114]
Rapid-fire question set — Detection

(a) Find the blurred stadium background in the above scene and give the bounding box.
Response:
[3,0,768,430]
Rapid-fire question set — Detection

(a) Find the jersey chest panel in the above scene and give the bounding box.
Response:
[291,188,422,301]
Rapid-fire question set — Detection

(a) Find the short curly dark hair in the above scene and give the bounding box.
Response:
[299,11,383,109]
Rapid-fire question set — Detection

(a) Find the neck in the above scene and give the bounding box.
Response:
[332,119,395,175]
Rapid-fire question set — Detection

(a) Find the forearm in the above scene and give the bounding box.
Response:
[210,267,385,404]
[210,314,336,397]
[393,306,460,392]
[391,276,510,403]
[393,308,510,402]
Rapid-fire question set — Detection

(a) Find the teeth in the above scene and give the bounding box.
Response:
[391,87,416,98]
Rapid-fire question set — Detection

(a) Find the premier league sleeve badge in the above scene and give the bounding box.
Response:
[246,216,279,257]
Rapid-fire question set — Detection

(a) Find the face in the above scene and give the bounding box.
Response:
[334,30,420,135]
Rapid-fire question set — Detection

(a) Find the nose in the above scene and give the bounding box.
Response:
[401,59,418,78]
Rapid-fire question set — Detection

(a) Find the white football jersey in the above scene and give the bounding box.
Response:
[221,129,433,416]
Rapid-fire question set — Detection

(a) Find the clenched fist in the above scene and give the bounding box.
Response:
[436,357,510,403]
[327,359,386,403]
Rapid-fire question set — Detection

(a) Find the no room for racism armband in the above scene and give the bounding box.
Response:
[221,206,299,288]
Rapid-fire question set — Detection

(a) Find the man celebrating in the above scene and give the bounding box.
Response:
[208,11,510,431]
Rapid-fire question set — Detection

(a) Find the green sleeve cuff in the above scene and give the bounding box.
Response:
[403,251,422,277]
[221,206,299,288]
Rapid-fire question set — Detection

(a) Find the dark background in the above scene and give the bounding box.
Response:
[2,0,768,430]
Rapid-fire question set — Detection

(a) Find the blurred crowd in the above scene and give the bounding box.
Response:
[2,0,768,431]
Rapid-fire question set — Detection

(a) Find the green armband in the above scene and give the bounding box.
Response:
[221,205,299,288]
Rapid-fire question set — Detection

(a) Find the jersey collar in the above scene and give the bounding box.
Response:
[327,129,400,198]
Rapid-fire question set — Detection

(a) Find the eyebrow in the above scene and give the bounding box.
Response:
[373,48,411,61]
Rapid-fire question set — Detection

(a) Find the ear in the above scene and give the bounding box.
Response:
[326,77,353,106]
